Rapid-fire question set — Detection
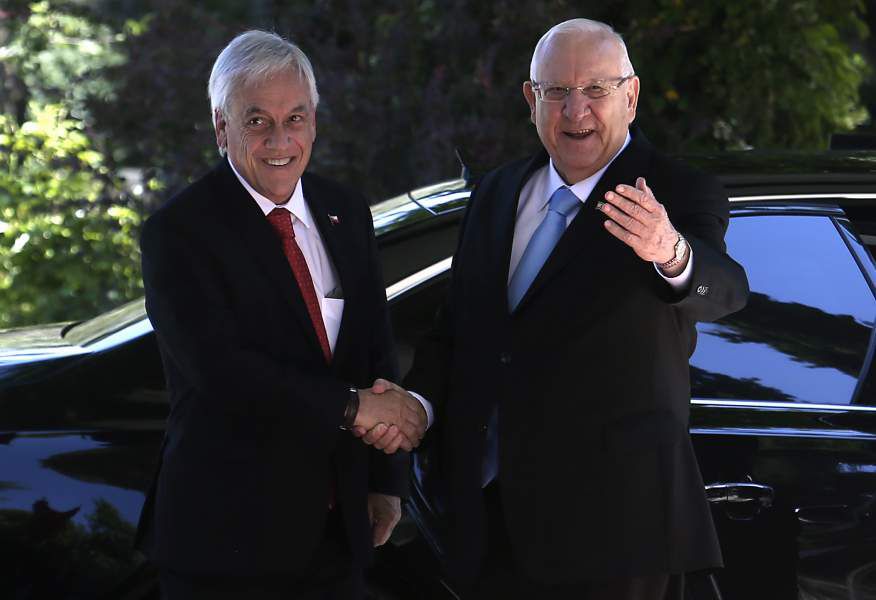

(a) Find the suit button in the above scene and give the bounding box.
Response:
[481,424,488,433]
[499,352,511,365]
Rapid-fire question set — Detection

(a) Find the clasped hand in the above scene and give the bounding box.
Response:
[351,378,426,454]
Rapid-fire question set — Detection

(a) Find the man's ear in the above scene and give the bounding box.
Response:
[626,76,640,123]
[214,108,228,151]
[523,81,537,125]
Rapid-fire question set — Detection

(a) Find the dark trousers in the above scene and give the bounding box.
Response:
[159,509,364,600]
[466,483,685,600]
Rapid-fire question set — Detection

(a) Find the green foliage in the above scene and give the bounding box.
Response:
[0,1,130,122]
[0,103,142,328]
[626,0,871,149]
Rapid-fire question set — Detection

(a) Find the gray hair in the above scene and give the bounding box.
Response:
[208,30,319,125]
[529,18,635,81]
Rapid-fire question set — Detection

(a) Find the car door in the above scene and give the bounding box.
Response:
[0,308,167,600]
[689,202,876,600]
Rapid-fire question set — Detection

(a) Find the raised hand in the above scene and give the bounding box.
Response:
[598,177,688,275]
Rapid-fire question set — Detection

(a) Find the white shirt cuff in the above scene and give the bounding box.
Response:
[653,247,694,292]
[407,390,434,429]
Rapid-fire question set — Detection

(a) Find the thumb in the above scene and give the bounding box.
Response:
[372,378,390,394]
[372,516,391,546]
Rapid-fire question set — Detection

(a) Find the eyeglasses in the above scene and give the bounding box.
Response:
[532,75,635,102]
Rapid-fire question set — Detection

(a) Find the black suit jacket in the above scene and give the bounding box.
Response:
[135,159,406,576]
[405,128,749,584]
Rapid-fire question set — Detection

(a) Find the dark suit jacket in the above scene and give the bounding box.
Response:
[405,127,749,584]
[135,158,406,577]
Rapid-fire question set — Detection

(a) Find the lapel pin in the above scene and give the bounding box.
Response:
[328,214,340,225]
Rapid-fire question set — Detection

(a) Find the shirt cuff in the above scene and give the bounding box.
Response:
[407,390,434,429]
[653,247,694,292]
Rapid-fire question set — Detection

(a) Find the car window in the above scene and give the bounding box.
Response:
[389,272,452,379]
[691,214,876,405]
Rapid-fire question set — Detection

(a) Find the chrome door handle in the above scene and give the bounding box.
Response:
[706,481,775,520]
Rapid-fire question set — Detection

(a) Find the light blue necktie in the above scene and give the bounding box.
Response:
[507,186,580,311]
[482,186,580,487]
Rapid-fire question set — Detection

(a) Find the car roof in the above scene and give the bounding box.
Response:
[682,151,876,198]
[683,150,876,179]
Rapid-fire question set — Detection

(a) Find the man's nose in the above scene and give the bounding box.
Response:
[265,127,292,149]
[563,90,592,121]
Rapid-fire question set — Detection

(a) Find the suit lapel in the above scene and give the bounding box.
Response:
[211,160,326,359]
[513,128,654,312]
[299,173,356,369]
[491,153,551,312]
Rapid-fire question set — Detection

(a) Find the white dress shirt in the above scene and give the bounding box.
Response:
[229,161,344,353]
[229,161,434,427]
[509,133,693,291]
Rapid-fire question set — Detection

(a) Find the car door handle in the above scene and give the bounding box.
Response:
[795,504,856,527]
[706,481,775,521]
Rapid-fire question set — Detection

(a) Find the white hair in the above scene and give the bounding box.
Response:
[208,30,319,126]
[529,18,635,81]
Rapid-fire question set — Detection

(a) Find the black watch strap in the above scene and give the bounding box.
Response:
[341,387,359,430]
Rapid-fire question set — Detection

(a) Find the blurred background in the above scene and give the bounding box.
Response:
[1,0,874,329]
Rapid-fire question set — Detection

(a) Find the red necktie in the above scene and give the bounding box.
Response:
[266,208,332,364]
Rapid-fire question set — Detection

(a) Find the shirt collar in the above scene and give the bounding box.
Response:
[227,158,313,229]
[545,130,632,209]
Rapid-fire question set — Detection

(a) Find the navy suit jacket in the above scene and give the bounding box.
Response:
[405,127,749,584]
[135,158,406,576]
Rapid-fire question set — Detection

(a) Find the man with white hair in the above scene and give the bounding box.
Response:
[398,17,749,599]
[135,30,427,599]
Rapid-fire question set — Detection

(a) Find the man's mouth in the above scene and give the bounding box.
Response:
[563,129,594,140]
[264,157,293,167]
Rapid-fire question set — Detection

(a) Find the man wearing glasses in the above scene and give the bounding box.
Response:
[396,17,749,599]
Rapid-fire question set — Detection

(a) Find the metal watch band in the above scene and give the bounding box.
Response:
[657,234,687,270]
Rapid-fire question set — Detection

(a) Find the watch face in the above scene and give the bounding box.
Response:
[675,237,687,260]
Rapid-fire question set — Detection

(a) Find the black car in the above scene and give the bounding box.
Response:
[2,153,876,599]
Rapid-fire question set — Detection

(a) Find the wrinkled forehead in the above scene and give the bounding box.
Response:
[533,31,624,82]
[227,68,310,115]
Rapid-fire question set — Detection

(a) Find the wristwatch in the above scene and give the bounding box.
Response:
[340,387,359,430]
[657,233,688,271]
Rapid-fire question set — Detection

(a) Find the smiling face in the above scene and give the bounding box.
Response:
[523,32,639,184]
[215,69,316,204]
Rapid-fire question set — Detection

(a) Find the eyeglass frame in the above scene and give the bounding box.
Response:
[530,75,636,102]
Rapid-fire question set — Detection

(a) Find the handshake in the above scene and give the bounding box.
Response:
[352,378,427,454]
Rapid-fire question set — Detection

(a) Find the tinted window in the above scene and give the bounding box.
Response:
[390,276,451,379]
[691,214,875,405]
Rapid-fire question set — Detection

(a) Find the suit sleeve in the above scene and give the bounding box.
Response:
[660,169,749,322]
[141,215,349,435]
